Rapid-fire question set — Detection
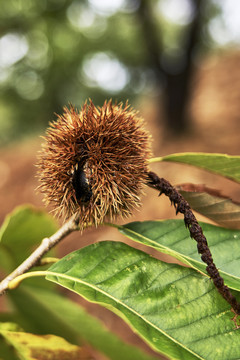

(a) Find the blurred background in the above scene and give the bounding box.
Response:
[1,0,240,219]
[1,0,240,144]
[1,1,240,358]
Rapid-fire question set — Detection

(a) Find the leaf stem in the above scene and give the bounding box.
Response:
[0,213,80,295]
[102,222,119,229]
[147,171,240,316]
[8,271,48,289]
[148,157,163,163]
[39,257,59,266]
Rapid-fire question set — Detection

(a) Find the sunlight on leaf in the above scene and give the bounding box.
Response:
[0,323,83,360]
[151,153,240,183]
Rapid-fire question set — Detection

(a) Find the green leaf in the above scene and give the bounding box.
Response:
[177,184,240,229]
[0,335,19,360]
[0,323,82,360]
[8,286,79,344]
[0,205,58,271]
[8,286,158,360]
[119,220,240,291]
[46,241,240,360]
[153,153,240,183]
[0,323,22,332]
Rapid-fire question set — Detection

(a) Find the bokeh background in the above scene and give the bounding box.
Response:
[1,0,240,144]
[1,1,240,359]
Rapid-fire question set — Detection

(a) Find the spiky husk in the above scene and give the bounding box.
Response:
[37,100,152,228]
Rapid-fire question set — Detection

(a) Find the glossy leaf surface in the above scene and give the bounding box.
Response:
[119,220,240,291]
[46,241,240,360]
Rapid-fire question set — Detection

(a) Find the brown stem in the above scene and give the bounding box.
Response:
[147,171,240,315]
[0,213,80,295]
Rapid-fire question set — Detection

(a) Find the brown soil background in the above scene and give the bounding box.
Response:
[0,51,240,359]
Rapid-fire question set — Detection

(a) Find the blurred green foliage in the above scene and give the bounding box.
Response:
[0,0,146,144]
[0,0,231,144]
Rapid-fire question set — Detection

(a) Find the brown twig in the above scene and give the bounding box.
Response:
[147,171,240,316]
[0,213,80,295]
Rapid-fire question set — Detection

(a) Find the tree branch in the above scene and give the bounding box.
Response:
[147,171,240,316]
[0,213,80,295]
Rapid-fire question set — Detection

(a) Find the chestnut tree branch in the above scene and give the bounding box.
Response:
[2,171,240,318]
[0,213,80,295]
[147,171,240,315]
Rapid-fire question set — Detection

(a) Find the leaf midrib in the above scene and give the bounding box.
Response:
[45,270,204,360]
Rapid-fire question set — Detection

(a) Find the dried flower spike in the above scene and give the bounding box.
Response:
[37,100,152,228]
